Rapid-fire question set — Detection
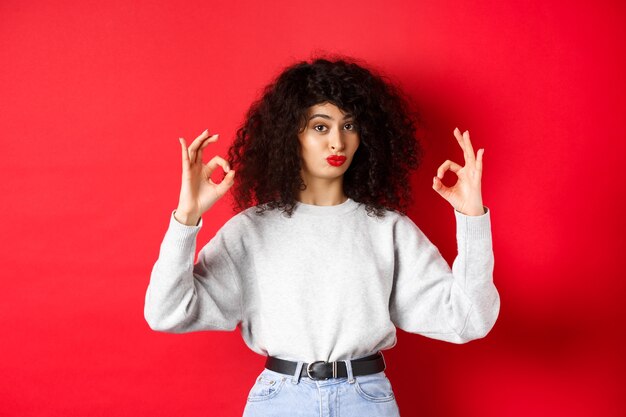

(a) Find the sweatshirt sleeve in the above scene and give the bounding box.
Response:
[389,206,500,343]
[144,210,243,333]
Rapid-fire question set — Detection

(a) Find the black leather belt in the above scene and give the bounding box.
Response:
[265,352,386,381]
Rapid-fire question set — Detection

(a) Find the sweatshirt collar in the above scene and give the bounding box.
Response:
[293,197,359,216]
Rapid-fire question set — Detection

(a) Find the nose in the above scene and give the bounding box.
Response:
[329,128,345,151]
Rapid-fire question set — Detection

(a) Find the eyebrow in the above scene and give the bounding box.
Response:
[308,113,354,121]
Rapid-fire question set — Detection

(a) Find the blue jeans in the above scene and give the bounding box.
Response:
[242,354,401,417]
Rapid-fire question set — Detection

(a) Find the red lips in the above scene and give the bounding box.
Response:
[326,155,347,166]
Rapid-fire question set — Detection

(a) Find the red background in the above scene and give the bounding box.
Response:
[1,1,624,416]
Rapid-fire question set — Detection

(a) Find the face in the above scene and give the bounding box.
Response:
[297,102,360,183]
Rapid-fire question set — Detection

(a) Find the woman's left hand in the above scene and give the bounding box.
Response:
[432,128,485,216]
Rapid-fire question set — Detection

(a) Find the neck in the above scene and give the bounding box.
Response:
[297,177,347,206]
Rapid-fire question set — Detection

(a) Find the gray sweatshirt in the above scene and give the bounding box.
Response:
[144,198,500,363]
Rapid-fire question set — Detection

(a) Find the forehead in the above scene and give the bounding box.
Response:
[306,102,350,117]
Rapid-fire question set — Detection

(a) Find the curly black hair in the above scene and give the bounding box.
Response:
[226,54,423,218]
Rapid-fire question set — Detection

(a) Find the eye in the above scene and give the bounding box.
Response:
[313,125,328,132]
[344,123,356,131]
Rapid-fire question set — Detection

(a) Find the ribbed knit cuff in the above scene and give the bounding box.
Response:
[454,205,491,240]
[162,209,203,255]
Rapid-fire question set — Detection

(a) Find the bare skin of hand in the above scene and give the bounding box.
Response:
[175,129,236,225]
[432,128,485,216]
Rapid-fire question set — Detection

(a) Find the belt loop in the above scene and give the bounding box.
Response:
[291,361,304,384]
[344,358,355,384]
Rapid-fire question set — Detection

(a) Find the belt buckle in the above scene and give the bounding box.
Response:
[306,360,337,380]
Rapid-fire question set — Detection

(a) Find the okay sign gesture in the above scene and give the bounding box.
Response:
[174,129,236,226]
[432,128,486,216]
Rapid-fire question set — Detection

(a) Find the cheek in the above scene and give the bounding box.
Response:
[296,136,308,157]
[301,137,322,153]
[298,141,318,162]
[351,137,360,153]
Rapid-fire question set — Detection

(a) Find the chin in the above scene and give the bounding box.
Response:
[311,172,345,181]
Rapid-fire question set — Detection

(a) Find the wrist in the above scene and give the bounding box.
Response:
[174,210,201,226]
[464,206,486,216]
[456,204,485,216]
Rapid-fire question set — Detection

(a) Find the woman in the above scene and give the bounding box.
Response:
[144,56,500,417]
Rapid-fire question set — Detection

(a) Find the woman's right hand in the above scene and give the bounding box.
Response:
[174,129,236,226]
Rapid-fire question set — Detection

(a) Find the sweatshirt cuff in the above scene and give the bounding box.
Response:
[454,205,491,240]
[162,210,203,255]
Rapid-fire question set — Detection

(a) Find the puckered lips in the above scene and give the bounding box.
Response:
[326,155,347,167]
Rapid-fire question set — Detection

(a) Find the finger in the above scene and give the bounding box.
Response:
[436,159,462,179]
[453,128,469,162]
[199,134,219,150]
[179,137,190,170]
[188,129,212,163]
[476,148,484,172]
[462,130,476,164]
[197,134,219,163]
[432,175,452,199]
[453,128,475,166]
[204,155,231,180]
[215,169,236,195]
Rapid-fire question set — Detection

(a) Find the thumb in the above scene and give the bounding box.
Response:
[217,169,236,193]
[432,176,450,199]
